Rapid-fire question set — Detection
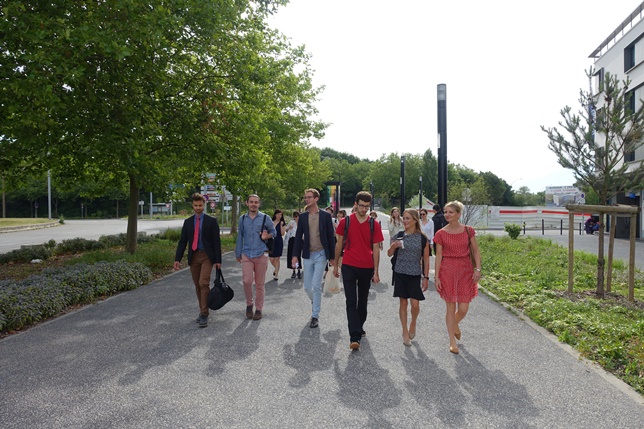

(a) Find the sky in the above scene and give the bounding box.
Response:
[268,0,641,193]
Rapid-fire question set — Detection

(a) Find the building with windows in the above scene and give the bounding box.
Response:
[589,2,644,238]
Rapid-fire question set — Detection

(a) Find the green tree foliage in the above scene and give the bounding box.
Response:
[1,1,324,251]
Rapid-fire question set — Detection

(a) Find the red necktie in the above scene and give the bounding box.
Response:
[192,215,200,251]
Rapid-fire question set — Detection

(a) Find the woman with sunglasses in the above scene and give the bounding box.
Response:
[419,208,434,256]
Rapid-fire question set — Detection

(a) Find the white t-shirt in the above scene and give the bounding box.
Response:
[421,219,434,244]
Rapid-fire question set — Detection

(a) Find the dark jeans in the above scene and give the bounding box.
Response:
[341,264,374,342]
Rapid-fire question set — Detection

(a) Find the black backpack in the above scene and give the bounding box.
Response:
[342,214,374,253]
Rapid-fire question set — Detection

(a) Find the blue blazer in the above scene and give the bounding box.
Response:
[293,209,336,261]
[175,214,222,265]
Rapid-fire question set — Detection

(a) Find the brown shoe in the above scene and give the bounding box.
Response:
[246,305,253,319]
[253,310,263,320]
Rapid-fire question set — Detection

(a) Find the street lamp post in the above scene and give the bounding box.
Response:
[437,84,448,208]
[400,155,406,209]
[370,181,374,211]
[419,176,423,210]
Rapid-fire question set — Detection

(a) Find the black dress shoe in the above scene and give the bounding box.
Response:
[310,317,319,328]
[291,271,296,279]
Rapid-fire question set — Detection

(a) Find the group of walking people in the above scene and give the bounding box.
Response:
[174,190,481,354]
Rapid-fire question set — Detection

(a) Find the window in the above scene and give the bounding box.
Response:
[625,44,636,71]
[626,90,636,115]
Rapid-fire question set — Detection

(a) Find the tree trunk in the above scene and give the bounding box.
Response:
[231,194,238,234]
[126,173,139,254]
[596,213,606,298]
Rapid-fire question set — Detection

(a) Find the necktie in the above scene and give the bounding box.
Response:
[192,215,200,251]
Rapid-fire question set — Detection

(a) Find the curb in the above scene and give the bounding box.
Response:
[0,222,60,234]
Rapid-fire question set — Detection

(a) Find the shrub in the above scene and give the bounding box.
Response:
[504,223,522,239]
[158,228,182,242]
[0,246,52,264]
[0,260,152,332]
[54,237,105,255]
[58,215,65,224]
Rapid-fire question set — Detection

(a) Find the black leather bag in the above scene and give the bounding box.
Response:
[262,214,275,252]
[208,268,234,310]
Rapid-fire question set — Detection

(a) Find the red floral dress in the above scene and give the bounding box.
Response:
[433,226,478,303]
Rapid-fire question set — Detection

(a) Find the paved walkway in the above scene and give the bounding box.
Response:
[1,231,643,428]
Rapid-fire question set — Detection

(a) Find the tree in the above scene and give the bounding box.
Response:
[542,69,644,297]
[2,1,323,251]
[448,178,491,226]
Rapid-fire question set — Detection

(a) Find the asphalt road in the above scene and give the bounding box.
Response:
[1,224,643,428]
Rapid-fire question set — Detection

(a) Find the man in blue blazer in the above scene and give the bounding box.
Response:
[174,193,222,328]
[292,188,336,329]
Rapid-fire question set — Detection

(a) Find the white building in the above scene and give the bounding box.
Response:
[590,2,644,238]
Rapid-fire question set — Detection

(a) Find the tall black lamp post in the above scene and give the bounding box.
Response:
[369,181,374,211]
[437,84,448,208]
[419,176,423,210]
[400,155,406,209]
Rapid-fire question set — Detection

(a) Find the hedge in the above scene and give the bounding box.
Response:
[0,260,152,332]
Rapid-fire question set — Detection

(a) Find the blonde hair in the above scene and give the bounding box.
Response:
[444,200,464,215]
[403,209,424,235]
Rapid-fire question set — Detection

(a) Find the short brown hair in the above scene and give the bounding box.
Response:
[191,193,205,203]
[355,191,372,204]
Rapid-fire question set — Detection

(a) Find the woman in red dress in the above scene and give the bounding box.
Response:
[433,200,481,354]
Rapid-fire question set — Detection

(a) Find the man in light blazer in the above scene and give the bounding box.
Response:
[292,188,336,329]
[174,193,222,328]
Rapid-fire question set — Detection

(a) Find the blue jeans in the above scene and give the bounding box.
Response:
[303,250,328,319]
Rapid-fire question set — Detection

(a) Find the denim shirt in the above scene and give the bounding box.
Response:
[235,211,277,259]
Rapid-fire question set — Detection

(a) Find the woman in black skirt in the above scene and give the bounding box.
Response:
[387,209,430,346]
[285,211,302,279]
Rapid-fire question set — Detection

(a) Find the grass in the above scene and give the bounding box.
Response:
[0,218,57,227]
[478,234,644,395]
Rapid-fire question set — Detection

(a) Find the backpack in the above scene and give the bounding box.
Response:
[342,214,374,253]
[241,214,274,253]
[391,232,427,285]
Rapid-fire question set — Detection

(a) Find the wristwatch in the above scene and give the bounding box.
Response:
[474,268,481,272]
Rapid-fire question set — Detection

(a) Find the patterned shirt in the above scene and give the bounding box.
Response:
[394,232,423,276]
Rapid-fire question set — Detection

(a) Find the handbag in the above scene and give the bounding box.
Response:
[262,214,275,253]
[465,226,476,268]
[208,268,235,310]
[323,271,342,294]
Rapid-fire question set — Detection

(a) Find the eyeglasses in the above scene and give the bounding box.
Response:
[357,203,370,209]
[421,213,427,216]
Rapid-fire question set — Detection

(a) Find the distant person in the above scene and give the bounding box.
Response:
[370,211,383,250]
[292,189,336,329]
[334,191,384,351]
[433,200,481,354]
[284,211,302,279]
[268,209,286,281]
[419,208,434,255]
[235,194,277,321]
[585,216,599,235]
[431,204,448,253]
[388,207,404,244]
[388,209,430,346]
[174,193,222,328]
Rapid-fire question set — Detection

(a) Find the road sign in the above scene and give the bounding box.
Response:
[210,202,216,209]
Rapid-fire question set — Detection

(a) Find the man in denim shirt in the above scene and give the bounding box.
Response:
[235,194,276,320]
